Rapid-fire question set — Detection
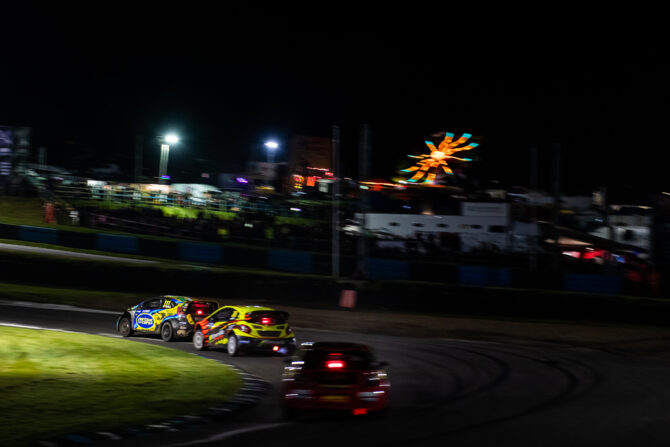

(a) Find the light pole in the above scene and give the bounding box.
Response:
[158,133,179,183]
[264,140,279,163]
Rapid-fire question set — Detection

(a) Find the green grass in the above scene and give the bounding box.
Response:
[0,326,242,446]
[275,216,323,226]
[0,281,149,311]
[0,196,47,226]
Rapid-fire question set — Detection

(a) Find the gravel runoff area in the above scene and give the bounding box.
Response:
[248,301,670,362]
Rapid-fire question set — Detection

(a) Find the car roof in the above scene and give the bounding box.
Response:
[161,295,192,302]
[219,305,277,313]
[158,296,219,303]
[307,342,372,352]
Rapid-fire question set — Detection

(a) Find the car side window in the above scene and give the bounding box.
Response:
[144,299,162,310]
[213,308,233,322]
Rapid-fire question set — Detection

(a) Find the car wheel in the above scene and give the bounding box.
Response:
[226,334,239,356]
[193,329,207,351]
[119,317,133,337]
[372,407,389,419]
[161,322,174,342]
[283,406,300,421]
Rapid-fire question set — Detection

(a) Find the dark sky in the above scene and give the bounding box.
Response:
[2,5,667,200]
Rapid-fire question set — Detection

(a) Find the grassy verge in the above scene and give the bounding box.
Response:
[0,196,50,227]
[0,326,242,446]
[0,281,149,310]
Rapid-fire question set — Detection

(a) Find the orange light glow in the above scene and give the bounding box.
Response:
[402,132,478,183]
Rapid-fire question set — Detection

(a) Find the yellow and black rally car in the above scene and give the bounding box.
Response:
[192,305,296,356]
[116,295,219,341]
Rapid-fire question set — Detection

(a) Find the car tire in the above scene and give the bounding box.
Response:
[226,334,239,356]
[283,406,300,421]
[372,407,389,420]
[119,317,133,337]
[193,329,207,351]
[161,322,174,342]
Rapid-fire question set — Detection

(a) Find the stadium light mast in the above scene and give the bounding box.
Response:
[158,133,179,183]
[264,140,279,163]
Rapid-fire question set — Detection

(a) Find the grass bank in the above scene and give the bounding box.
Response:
[0,326,242,446]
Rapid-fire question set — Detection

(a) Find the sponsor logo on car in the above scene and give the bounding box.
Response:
[136,313,155,329]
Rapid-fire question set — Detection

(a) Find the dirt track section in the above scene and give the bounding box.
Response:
[250,302,670,362]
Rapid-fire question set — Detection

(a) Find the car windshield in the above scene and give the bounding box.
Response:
[303,350,374,370]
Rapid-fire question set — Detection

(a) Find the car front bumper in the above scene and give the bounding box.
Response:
[237,335,296,355]
[283,387,389,411]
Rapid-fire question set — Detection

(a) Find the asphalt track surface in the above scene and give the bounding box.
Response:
[4,302,670,447]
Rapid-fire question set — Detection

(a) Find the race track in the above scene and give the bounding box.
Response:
[3,301,670,446]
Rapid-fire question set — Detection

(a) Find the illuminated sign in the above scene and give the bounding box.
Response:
[402,132,478,183]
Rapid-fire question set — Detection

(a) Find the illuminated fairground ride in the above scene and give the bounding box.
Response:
[401,132,479,184]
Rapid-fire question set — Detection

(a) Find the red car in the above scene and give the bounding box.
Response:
[281,342,390,418]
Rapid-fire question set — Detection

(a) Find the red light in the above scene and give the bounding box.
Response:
[261,317,272,325]
[272,345,280,351]
[352,408,368,415]
[197,310,203,315]
[326,360,344,369]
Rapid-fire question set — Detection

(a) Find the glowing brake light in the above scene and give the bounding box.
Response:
[196,310,203,315]
[326,360,344,369]
[261,317,272,325]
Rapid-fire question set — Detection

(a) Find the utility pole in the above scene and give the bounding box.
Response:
[529,145,538,271]
[331,125,341,278]
[552,142,562,271]
[134,135,143,183]
[38,146,47,172]
[357,124,371,277]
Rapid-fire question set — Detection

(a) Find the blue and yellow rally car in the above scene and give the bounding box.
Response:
[116,295,219,341]
[192,305,297,356]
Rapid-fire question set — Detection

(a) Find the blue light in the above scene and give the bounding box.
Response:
[446,132,454,138]
[462,133,472,139]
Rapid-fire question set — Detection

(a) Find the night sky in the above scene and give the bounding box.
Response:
[2,5,667,202]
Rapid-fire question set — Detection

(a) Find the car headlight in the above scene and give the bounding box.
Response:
[285,389,313,399]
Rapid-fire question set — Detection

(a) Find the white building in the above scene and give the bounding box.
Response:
[359,202,526,253]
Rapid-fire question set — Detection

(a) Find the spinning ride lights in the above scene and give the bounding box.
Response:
[402,132,478,183]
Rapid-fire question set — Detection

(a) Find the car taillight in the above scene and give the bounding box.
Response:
[261,317,272,325]
[236,325,251,333]
[196,310,203,315]
[326,360,344,369]
[365,376,380,387]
